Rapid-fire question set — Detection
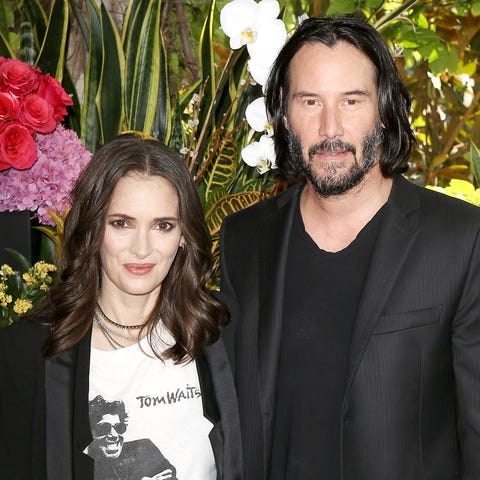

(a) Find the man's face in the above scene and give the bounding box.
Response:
[285,41,383,196]
[92,413,126,459]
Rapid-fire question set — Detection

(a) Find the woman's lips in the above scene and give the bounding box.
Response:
[124,263,155,275]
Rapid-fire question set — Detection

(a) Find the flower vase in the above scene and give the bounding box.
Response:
[0,211,32,268]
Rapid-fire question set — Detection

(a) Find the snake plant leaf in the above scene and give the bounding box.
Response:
[35,0,68,80]
[81,0,103,152]
[23,0,47,50]
[122,0,149,47]
[97,3,124,144]
[150,30,171,143]
[198,0,216,126]
[471,142,480,185]
[125,0,163,135]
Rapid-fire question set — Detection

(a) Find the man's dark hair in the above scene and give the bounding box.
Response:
[89,395,128,426]
[265,14,415,183]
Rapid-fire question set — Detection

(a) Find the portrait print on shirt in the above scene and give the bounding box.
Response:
[87,395,178,480]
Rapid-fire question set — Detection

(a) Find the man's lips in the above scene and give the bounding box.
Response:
[124,263,155,275]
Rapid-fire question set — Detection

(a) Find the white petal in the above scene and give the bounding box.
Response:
[248,54,276,86]
[247,19,286,59]
[245,97,269,132]
[220,0,257,40]
[241,142,262,166]
[255,0,280,26]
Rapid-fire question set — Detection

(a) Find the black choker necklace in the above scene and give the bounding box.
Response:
[95,304,143,330]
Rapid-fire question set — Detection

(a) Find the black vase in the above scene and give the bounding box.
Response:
[0,211,32,268]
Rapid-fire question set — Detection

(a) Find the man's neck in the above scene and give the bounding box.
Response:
[300,170,393,252]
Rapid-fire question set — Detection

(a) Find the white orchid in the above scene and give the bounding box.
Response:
[245,97,273,135]
[220,0,287,60]
[241,134,277,174]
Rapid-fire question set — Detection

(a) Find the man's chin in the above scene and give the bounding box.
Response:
[101,441,124,458]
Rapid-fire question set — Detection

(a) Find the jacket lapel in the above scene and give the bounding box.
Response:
[344,175,421,396]
[200,341,244,480]
[44,329,94,480]
[257,185,300,467]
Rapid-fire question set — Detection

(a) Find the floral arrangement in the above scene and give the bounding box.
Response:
[0,57,92,225]
[0,261,56,327]
[220,0,289,173]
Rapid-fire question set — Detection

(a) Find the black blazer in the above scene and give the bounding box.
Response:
[0,319,243,480]
[220,174,480,480]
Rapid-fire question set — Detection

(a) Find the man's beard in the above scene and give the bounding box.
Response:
[287,120,384,197]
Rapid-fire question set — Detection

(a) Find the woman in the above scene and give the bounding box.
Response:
[0,133,242,479]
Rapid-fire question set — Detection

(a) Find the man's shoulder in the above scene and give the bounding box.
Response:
[395,175,480,223]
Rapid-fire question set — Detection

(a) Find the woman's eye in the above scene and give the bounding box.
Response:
[111,219,129,228]
[157,221,173,231]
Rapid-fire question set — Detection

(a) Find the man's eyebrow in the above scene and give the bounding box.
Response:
[292,89,371,97]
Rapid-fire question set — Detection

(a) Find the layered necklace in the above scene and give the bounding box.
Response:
[94,303,144,350]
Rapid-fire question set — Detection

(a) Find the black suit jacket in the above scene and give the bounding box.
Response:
[220,175,480,480]
[0,319,243,480]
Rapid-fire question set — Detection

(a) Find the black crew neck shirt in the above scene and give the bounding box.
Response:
[269,195,385,479]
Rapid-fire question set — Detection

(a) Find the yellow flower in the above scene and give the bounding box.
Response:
[23,272,35,286]
[0,264,14,277]
[0,292,13,307]
[13,298,33,314]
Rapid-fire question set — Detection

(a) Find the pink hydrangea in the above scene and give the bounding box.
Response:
[0,124,92,225]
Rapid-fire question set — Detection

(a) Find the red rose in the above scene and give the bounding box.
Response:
[37,73,73,121]
[0,58,40,98]
[0,123,37,171]
[18,94,56,133]
[0,91,19,133]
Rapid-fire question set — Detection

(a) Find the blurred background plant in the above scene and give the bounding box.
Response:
[0,0,479,284]
[0,254,56,327]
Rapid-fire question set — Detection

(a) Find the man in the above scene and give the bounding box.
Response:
[87,395,177,479]
[220,14,480,480]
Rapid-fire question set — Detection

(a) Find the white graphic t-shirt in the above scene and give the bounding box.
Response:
[87,329,216,480]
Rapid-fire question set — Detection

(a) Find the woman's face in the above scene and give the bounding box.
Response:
[99,173,184,302]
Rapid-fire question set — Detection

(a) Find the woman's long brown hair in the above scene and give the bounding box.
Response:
[41,133,227,363]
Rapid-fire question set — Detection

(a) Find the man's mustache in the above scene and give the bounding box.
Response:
[308,139,356,159]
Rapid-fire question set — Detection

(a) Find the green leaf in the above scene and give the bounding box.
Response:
[150,30,171,143]
[123,0,153,126]
[81,0,103,151]
[35,0,68,80]
[0,1,8,38]
[97,3,124,143]
[23,0,47,50]
[3,249,32,273]
[0,31,16,58]
[470,142,480,186]
[473,0,480,16]
[202,136,238,201]
[126,0,163,134]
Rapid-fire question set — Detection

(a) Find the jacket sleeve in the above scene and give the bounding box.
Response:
[451,225,480,479]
